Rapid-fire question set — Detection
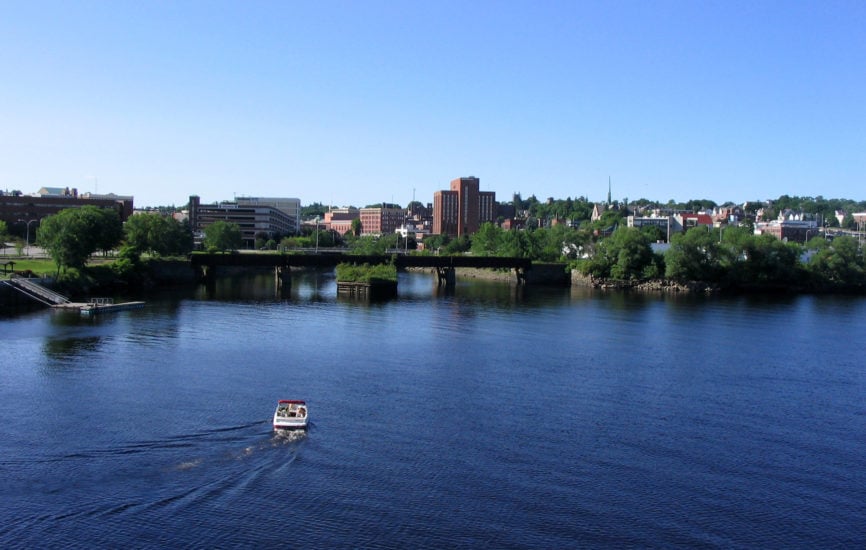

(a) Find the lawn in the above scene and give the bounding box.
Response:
[1,257,57,278]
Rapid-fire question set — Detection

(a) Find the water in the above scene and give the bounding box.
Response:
[1,271,865,548]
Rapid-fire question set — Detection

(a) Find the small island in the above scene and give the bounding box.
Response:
[335,262,398,300]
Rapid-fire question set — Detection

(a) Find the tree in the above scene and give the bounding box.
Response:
[665,228,725,282]
[37,208,100,273]
[0,220,8,248]
[84,207,123,257]
[806,236,865,288]
[203,221,242,252]
[443,235,471,254]
[499,230,534,258]
[350,218,362,237]
[746,236,803,285]
[471,222,502,256]
[640,225,666,243]
[581,227,654,280]
[124,213,193,257]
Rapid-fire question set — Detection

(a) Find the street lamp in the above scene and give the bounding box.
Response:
[17,218,38,257]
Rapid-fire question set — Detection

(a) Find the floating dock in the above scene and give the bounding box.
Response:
[53,298,146,316]
[2,279,145,315]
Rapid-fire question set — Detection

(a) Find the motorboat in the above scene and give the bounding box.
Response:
[273,400,308,430]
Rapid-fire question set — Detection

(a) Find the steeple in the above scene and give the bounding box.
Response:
[607,177,612,205]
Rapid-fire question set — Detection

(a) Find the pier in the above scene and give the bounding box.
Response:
[2,277,145,315]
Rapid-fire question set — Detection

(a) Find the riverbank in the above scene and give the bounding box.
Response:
[408,262,570,285]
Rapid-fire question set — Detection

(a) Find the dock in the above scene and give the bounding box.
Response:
[54,297,146,316]
[2,278,145,315]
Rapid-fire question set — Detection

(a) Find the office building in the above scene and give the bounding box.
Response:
[432,176,496,237]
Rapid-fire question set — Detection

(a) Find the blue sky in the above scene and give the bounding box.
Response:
[1,1,863,208]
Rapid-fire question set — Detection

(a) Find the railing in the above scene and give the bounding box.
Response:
[4,277,70,305]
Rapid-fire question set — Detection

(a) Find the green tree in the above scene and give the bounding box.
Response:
[86,207,123,257]
[443,235,471,254]
[37,208,100,273]
[125,213,193,257]
[806,236,865,288]
[581,227,654,280]
[640,225,666,243]
[350,218,362,237]
[203,221,242,252]
[530,225,586,261]
[471,222,502,256]
[665,228,725,282]
[723,233,803,287]
[345,234,384,255]
[0,220,8,249]
[499,230,534,258]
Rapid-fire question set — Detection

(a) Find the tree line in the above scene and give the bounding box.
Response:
[29,201,865,292]
[458,222,864,291]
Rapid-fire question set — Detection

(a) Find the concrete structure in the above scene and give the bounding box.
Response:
[432,176,496,237]
[188,195,298,248]
[235,196,301,234]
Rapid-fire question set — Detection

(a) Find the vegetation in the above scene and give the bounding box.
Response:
[335,262,397,284]
[124,213,193,257]
[579,227,662,280]
[203,221,242,252]
[0,257,55,278]
[37,206,123,274]
[757,195,866,227]
[300,202,328,219]
[10,193,864,295]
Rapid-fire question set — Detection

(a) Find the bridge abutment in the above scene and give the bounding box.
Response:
[436,267,456,286]
[275,266,291,289]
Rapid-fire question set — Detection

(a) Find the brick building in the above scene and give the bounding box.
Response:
[359,206,404,236]
[0,188,134,242]
[432,176,496,237]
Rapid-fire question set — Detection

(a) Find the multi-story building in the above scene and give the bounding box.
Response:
[324,207,360,236]
[188,195,298,248]
[627,215,672,238]
[433,190,458,236]
[235,196,301,234]
[754,211,820,244]
[359,206,404,236]
[432,176,496,237]
[0,187,134,242]
[754,219,819,243]
[672,213,714,233]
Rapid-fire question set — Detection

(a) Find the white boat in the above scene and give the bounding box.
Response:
[273,400,308,430]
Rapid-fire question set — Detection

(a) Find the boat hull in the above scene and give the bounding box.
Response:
[273,400,308,431]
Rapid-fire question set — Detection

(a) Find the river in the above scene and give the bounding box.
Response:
[1,271,864,548]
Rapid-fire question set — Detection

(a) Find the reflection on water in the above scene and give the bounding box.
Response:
[42,335,103,359]
[1,272,865,548]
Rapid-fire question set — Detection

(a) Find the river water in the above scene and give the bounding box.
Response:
[1,271,864,548]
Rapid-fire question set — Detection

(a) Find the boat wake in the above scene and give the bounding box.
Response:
[272,427,309,444]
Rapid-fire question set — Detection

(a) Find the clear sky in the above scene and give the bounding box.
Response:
[1,1,863,208]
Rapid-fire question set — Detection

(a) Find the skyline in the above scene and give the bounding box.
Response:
[1,1,863,208]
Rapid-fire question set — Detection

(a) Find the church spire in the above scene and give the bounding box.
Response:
[607,177,612,205]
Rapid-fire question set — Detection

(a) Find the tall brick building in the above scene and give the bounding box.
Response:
[359,206,404,236]
[432,176,495,237]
